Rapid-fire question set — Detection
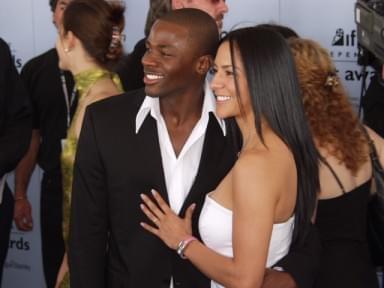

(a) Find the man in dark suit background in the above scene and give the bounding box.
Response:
[69,8,320,288]
[12,1,75,287]
[0,38,31,285]
[363,64,384,137]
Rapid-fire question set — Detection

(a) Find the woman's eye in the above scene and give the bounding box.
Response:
[209,67,217,75]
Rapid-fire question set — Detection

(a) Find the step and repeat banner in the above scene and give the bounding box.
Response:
[0,0,382,287]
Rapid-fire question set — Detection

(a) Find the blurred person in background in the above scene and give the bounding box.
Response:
[54,0,125,286]
[362,63,384,137]
[14,1,75,287]
[289,37,382,288]
[0,37,31,286]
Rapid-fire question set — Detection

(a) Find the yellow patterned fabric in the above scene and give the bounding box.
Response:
[59,69,122,288]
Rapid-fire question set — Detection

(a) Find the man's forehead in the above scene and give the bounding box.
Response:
[150,20,189,39]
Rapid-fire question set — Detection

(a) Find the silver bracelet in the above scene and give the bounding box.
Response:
[176,236,197,259]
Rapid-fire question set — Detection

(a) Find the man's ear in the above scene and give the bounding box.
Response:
[195,55,213,76]
[171,0,184,9]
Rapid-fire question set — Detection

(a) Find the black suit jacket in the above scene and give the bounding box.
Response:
[69,89,237,288]
[0,38,31,178]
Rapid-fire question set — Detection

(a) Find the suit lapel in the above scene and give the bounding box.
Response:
[179,114,235,216]
[134,113,169,203]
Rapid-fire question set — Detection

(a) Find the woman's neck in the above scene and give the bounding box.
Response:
[235,113,266,152]
[70,60,101,76]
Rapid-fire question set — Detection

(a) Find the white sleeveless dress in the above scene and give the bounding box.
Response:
[198,194,295,288]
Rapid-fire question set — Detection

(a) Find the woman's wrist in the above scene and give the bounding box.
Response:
[176,236,197,259]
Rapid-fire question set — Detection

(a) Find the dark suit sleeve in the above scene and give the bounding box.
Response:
[69,107,108,288]
[272,224,322,288]
[0,38,31,177]
[363,74,384,137]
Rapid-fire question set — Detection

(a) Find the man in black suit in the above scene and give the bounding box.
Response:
[0,38,31,285]
[69,9,320,288]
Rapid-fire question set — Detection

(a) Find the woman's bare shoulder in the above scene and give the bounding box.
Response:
[232,144,294,200]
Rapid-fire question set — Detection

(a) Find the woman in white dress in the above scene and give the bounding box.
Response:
[140,26,319,288]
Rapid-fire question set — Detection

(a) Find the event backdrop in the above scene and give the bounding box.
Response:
[0,0,382,287]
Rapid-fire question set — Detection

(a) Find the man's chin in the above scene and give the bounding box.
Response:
[144,87,159,98]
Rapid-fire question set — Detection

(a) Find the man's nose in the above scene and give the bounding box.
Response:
[142,51,157,67]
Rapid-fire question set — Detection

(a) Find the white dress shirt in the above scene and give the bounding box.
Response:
[135,81,225,286]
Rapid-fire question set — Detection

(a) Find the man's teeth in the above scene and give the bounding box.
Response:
[146,74,164,80]
[216,96,231,101]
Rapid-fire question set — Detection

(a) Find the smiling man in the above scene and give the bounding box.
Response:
[69,9,228,288]
[117,0,229,91]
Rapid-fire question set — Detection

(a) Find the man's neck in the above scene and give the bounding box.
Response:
[160,86,205,127]
[159,85,205,157]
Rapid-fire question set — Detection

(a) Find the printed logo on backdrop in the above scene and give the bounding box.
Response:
[330,28,374,82]
[330,28,358,61]
[4,224,32,272]
[7,42,24,70]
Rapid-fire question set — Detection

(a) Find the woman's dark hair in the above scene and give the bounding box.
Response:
[63,0,125,68]
[257,23,299,39]
[223,26,319,244]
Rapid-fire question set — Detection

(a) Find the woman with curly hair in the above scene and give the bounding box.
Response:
[289,38,383,288]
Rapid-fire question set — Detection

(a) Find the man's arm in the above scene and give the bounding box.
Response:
[0,39,32,177]
[68,107,108,288]
[262,224,321,288]
[13,129,40,231]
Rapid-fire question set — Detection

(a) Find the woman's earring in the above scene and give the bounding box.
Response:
[64,47,69,53]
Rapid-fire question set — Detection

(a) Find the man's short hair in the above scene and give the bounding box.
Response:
[158,8,219,57]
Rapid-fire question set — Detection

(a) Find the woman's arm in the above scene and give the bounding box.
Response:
[141,153,290,288]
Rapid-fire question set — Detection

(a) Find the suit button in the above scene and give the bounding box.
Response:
[174,281,181,286]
